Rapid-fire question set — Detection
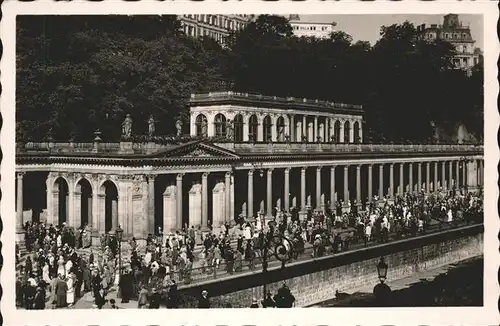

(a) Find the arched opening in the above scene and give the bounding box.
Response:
[101,180,118,233]
[195,114,208,137]
[233,114,243,142]
[54,177,69,226]
[276,116,285,142]
[353,121,360,143]
[344,121,350,143]
[334,120,341,143]
[249,115,258,141]
[263,115,272,142]
[76,178,93,228]
[214,113,227,137]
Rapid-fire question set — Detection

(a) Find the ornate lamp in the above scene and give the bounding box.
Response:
[115,225,123,242]
[376,257,388,283]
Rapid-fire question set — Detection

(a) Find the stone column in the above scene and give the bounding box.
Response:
[67,174,76,227]
[243,115,249,142]
[330,166,336,207]
[408,163,413,193]
[367,164,373,201]
[433,162,438,191]
[202,172,209,228]
[316,166,322,210]
[257,116,264,142]
[462,160,467,189]
[441,161,446,190]
[356,165,361,203]
[339,121,345,143]
[448,161,453,189]
[425,162,431,193]
[271,115,278,142]
[301,167,306,210]
[247,170,254,220]
[16,172,25,246]
[148,174,155,233]
[417,162,422,192]
[46,174,54,226]
[225,171,231,221]
[314,116,318,141]
[284,168,290,212]
[349,121,354,143]
[329,118,334,142]
[302,116,307,140]
[455,160,460,189]
[343,165,349,202]
[378,164,384,198]
[289,115,294,141]
[399,163,404,195]
[358,123,363,143]
[266,169,273,217]
[176,173,183,230]
[389,163,394,197]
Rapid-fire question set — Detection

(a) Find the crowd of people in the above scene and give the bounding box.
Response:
[15,187,482,309]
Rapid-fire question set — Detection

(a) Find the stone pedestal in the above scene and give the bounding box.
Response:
[163,185,177,234]
[189,183,202,227]
[16,229,26,252]
[212,182,225,229]
[119,141,134,154]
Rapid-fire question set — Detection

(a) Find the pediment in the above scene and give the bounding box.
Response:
[151,141,240,159]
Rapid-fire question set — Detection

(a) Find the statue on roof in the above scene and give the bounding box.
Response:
[122,114,133,139]
[175,119,183,137]
[201,119,208,137]
[226,119,234,140]
[148,115,155,137]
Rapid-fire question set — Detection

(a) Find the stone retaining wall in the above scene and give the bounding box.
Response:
[178,224,483,308]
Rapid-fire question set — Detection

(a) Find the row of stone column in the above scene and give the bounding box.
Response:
[245,159,484,218]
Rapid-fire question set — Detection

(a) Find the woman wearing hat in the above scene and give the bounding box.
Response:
[198,290,210,308]
[250,297,259,308]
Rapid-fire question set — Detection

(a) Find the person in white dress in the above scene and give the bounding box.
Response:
[56,234,62,248]
[57,256,66,277]
[244,224,252,241]
[42,262,51,284]
[66,273,75,306]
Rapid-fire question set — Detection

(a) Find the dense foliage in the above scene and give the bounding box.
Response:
[17,15,483,142]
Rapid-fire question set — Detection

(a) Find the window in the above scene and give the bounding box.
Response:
[195,114,208,137]
[343,121,350,143]
[276,116,285,142]
[249,115,258,141]
[263,115,272,142]
[214,114,227,137]
[233,114,243,142]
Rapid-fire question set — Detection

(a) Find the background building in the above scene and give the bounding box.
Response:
[288,14,337,39]
[416,14,481,72]
[179,14,254,45]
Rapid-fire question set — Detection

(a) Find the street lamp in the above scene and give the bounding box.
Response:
[376,256,388,283]
[373,257,391,306]
[115,225,123,279]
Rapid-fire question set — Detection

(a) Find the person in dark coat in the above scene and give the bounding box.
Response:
[119,270,133,303]
[166,281,179,308]
[33,286,45,310]
[198,290,210,308]
[148,288,161,309]
[55,275,68,308]
[95,288,106,309]
[262,292,276,308]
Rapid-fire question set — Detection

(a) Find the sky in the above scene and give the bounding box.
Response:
[300,14,483,49]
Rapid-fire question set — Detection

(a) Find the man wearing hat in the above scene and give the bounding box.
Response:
[250,298,259,308]
[198,290,210,308]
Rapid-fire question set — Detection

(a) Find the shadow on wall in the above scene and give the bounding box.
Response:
[434,122,479,144]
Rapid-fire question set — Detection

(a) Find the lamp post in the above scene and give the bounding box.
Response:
[115,225,124,280]
[373,257,391,306]
[261,230,293,303]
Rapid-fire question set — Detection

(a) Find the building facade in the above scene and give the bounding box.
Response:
[15,92,484,246]
[179,14,254,45]
[288,15,336,39]
[416,14,481,71]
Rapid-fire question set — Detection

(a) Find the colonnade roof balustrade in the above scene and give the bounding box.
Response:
[16,139,483,168]
[189,91,364,115]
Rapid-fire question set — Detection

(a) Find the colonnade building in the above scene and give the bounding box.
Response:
[15,92,484,245]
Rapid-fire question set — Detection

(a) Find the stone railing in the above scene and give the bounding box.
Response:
[220,142,484,154]
[189,91,364,111]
